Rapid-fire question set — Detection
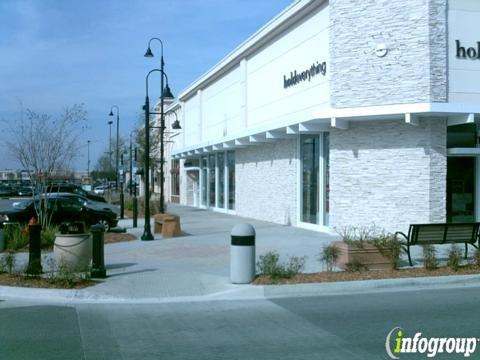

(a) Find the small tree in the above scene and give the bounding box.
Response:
[5,104,88,227]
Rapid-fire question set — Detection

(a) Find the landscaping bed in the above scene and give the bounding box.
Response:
[254,265,480,285]
[104,232,136,244]
[0,273,96,289]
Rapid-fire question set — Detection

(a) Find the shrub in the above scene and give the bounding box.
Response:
[319,244,340,272]
[41,225,58,248]
[473,249,480,267]
[447,244,463,272]
[0,251,17,274]
[4,224,29,251]
[44,258,92,288]
[423,245,438,270]
[285,256,306,277]
[256,251,305,280]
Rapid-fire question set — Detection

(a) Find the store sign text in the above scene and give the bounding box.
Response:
[283,61,327,89]
[456,40,480,59]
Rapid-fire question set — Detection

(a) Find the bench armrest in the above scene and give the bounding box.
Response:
[394,231,408,241]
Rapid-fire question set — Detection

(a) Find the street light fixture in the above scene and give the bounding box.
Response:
[87,140,91,177]
[108,105,120,191]
[141,67,174,240]
[142,37,176,240]
[109,105,124,218]
[107,120,113,176]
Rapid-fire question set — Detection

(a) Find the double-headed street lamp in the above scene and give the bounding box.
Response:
[144,37,174,216]
[141,37,176,240]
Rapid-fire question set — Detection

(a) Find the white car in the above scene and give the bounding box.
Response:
[93,185,109,195]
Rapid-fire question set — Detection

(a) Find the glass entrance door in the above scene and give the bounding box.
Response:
[447,157,475,222]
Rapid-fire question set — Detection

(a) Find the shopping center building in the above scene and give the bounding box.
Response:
[165,0,480,233]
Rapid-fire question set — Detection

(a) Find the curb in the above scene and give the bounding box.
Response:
[1,273,480,304]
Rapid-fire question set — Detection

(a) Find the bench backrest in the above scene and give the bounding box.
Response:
[409,223,480,245]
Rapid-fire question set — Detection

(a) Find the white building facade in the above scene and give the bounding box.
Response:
[167,0,480,233]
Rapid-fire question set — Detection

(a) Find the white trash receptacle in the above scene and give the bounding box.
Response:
[230,223,256,284]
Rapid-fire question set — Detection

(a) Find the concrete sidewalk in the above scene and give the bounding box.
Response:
[1,204,480,303]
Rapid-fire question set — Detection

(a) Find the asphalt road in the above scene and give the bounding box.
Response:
[1,286,479,360]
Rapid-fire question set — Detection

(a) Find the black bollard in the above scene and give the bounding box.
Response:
[133,195,138,228]
[91,224,106,278]
[26,224,42,275]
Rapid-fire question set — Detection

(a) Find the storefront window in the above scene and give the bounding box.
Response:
[447,157,475,223]
[201,157,207,206]
[171,160,180,195]
[217,153,225,208]
[208,154,216,207]
[227,151,235,210]
[447,123,476,148]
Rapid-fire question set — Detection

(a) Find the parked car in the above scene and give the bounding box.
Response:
[0,185,17,198]
[48,192,120,216]
[93,185,110,195]
[0,195,118,231]
[17,186,33,197]
[48,184,107,203]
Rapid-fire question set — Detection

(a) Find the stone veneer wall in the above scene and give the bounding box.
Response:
[329,0,447,108]
[329,119,447,234]
[235,139,297,225]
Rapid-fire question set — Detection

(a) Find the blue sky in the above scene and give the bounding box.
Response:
[0,0,292,171]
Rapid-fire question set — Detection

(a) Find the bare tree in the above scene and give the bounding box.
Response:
[5,104,88,227]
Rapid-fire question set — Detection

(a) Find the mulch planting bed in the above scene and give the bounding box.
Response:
[104,232,136,244]
[254,265,480,285]
[0,273,96,289]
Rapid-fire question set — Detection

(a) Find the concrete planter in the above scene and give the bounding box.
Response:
[54,233,92,271]
[333,240,394,271]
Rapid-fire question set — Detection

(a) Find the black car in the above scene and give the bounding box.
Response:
[47,184,107,203]
[0,196,118,231]
[0,185,17,198]
[48,192,120,216]
[17,186,33,197]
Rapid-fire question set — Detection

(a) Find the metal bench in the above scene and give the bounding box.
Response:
[395,223,480,266]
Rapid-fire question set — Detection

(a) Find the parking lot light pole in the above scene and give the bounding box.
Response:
[108,120,113,176]
[133,146,138,228]
[142,68,174,240]
[120,152,124,219]
[129,133,133,196]
[141,69,158,240]
[109,105,120,191]
[87,140,91,177]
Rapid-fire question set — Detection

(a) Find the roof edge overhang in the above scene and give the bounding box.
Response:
[171,102,480,159]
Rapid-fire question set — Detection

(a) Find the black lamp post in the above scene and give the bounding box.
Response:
[144,37,174,216]
[141,68,174,240]
[129,132,133,197]
[108,120,113,176]
[108,105,120,191]
[133,146,138,228]
[87,140,91,177]
[109,105,124,218]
